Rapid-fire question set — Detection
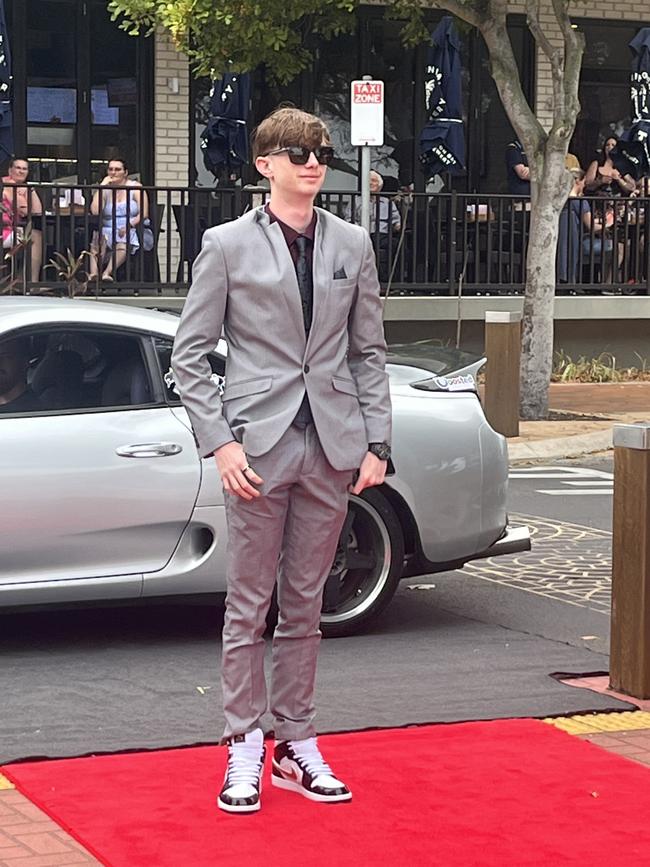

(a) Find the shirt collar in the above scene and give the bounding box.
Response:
[265,204,317,245]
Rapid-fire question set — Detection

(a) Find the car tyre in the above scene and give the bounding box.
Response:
[320,488,404,638]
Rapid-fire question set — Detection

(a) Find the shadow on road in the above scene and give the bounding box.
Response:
[0,602,227,651]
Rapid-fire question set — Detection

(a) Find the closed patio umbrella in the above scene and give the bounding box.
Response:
[613,27,650,180]
[200,72,250,178]
[0,0,13,162]
[419,16,465,180]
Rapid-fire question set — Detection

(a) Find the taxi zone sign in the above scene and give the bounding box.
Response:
[350,80,384,146]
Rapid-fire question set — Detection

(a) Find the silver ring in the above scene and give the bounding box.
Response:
[242,465,251,473]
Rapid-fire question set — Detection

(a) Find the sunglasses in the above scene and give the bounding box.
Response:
[265,145,335,166]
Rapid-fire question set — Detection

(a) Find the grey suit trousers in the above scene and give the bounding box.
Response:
[221,422,353,742]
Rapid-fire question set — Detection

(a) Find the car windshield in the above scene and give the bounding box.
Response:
[387,341,483,377]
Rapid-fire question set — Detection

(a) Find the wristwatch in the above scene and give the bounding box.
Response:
[368,441,391,461]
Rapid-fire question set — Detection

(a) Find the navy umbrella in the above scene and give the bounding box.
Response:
[200,72,250,178]
[613,27,650,181]
[419,16,465,179]
[0,0,13,163]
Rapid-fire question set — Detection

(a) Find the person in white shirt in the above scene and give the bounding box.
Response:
[348,171,401,281]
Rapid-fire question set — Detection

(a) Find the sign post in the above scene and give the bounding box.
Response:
[350,77,384,234]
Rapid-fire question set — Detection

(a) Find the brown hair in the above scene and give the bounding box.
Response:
[251,106,330,161]
[107,158,129,174]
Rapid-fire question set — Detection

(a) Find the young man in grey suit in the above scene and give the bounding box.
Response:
[172,107,392,813]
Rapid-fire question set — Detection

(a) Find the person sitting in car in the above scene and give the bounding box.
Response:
[0,337,41,413]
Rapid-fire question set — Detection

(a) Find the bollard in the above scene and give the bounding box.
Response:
[610,423,650,699]
[484,311,521,438]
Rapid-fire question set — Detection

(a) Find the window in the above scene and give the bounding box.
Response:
[9,0,154,184]
[0,329,154,415]
[573,20,644,171]
[155,337,225,407]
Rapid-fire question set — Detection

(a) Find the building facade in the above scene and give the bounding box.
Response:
[8,1,650,192]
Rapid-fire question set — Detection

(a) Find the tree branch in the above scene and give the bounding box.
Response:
[479,15,546,168]
[420,0,483,30]
[526,0,559,66]
[551,0,584,131]
[525,0,562,80]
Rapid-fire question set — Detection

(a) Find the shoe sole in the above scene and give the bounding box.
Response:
[217,796,261,814]
[271,772,352,803]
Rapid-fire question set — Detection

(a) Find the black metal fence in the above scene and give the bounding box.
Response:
[2,183,649,297]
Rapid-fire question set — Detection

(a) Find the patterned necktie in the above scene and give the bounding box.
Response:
[295,235,313,333]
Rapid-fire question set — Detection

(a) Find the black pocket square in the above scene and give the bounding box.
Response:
[333,267,348,279]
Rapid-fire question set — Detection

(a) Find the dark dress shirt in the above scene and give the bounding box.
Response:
[265,205,317,425]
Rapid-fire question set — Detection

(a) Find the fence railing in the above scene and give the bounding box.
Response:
[2,184,649,297]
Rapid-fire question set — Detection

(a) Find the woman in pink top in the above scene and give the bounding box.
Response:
[1,157,44,282]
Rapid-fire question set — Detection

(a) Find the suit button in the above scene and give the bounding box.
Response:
[304,364,310,373]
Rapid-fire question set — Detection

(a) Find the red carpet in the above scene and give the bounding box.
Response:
[4,719,650,866]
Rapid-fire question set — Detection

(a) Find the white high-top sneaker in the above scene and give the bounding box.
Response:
[218,728,266,813]
[272,737,352,803]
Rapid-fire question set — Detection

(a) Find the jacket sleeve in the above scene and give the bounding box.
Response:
[347,229,392,445]
[171,229,234,456]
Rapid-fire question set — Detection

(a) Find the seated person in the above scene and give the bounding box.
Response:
[0,337,42,413]
[557,170,589,285]
[581,194,624,284]
[565,152,581,172]
[88,158,148,281]
[347,171,401,281]
[1,157,44,282]
[584,137,636,197]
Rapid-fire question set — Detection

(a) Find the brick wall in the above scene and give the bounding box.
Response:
[154,29,190,187]
[154,29,190,278]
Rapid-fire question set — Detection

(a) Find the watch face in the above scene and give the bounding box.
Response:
[370,443,391,461]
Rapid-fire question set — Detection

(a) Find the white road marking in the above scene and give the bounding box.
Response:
[509,465,613,497]
[563,480,613,486]
[536,489,612,496]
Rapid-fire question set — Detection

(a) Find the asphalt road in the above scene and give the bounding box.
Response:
[413,456,616,658]
[0,456,628,763]
[508,455,614,531]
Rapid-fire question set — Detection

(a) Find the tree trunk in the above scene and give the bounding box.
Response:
[520,146,572,418]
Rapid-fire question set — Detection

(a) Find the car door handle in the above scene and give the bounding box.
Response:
[116,442,183,458]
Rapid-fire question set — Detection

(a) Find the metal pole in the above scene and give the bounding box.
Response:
[610,422,650,699]
[359,73,374,235]
[360,145,370,234]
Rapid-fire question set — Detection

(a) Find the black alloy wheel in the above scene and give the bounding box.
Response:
[320,488,405,638]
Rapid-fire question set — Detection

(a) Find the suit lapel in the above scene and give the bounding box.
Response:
[306,210,331,355]
[258,215,306,348]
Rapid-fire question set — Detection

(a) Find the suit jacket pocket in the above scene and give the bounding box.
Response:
[332,277,356,291]
[222,376,273,401]
[331,375,358,396]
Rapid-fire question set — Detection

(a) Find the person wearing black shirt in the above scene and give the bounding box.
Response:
[505,140,531,196]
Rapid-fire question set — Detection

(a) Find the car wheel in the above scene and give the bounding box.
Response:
[320,488,405,638]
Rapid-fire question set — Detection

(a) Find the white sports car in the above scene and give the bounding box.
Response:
[0,298,529,636]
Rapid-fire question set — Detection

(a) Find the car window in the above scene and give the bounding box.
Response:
[0,328,154,415]
[155,338,225,405]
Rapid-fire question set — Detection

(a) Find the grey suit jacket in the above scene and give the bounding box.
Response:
[171,206,391,472]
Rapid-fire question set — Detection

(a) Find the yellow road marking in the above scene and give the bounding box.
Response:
[544,710,650,735]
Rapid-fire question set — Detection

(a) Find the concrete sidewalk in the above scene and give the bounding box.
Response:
[506,381,650,463]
